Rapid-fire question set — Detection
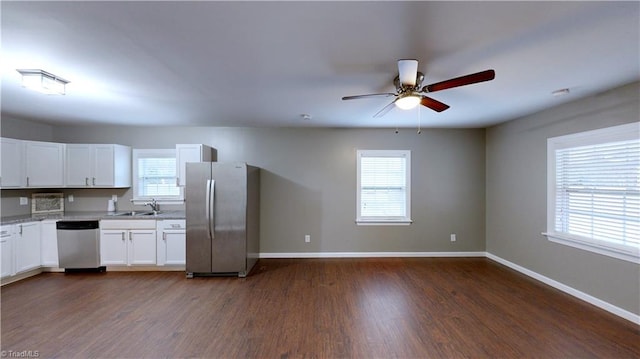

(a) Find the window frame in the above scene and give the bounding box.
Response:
[356,149,412,226]
[544,122,640,264]
[131,149,184,204]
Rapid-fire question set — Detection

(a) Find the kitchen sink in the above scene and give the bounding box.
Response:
[137,211,162,216]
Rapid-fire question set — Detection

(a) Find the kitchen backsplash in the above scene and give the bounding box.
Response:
[0,188,185,217]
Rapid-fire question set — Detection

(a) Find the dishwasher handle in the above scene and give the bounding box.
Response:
[56,221,100,230]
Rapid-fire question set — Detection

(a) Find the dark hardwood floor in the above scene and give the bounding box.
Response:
[1,258,638,358]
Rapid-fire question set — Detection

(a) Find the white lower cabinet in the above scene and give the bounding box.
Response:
[2,221,42,279]
[1,225,15,278]
[41,220,58,267]
[1,218,184,282]
[100,220,156,266]
[157,220,186,266]
[15,222,41,273]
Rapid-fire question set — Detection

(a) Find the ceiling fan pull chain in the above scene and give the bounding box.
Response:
[417,105,422,134]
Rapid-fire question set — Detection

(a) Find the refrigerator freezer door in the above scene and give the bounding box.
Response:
[186,162,213,273]
[211,163,248,273]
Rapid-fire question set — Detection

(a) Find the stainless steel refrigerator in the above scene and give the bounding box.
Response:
[185,162,260,277]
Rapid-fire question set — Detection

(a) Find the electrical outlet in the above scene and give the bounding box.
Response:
[450,234,457,242]
[68,194,74,202]
[19,197,28,205]
[305,234,310,243]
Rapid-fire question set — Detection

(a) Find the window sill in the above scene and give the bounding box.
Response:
[542,232,639,264]
[356,219,412,226]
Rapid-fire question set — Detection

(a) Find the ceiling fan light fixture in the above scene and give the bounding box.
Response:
[16,69,69,95]
[395,94,421,110]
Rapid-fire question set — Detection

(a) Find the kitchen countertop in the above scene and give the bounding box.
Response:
[1,210,186,225]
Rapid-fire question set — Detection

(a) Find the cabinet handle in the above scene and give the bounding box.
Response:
[163,232,167,241]
[176,177,179,186]
[18,225,23,235]
[129,232,132,241]
[121,232,125,241]
[26,177,30,186]
[92,177,96,186]
[85,177,89,186]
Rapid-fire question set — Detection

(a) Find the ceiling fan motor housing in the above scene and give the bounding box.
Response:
[394,72,425,93]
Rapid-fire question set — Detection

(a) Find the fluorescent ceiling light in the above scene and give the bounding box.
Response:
[16,69,69,95]
[395,94,421,110]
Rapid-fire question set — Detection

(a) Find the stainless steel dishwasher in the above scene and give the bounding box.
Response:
[56,220,105,272]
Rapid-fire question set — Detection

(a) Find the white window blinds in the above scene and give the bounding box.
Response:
[137,157,179,197]
[554,139,639,247]
[132,149,182,201]
[546,122,640,263]
[357,150,411,224]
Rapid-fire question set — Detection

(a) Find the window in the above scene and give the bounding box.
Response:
[545,122,639,263]
[356,150,411,225]
[132,149,183,203]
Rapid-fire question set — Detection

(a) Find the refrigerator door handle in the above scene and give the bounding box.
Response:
[205,179,211,223]
[206,179,215,239]
[210,179,215,239]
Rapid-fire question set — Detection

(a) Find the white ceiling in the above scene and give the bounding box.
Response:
[1,1,638,129]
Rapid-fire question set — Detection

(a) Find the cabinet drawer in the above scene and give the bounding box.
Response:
[160,220,185,230]
[100,220,156,230]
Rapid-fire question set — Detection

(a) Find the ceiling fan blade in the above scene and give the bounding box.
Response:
[420,96,450,112]
[373,99,398,118]
[423,69,495,93]
[398,59,418,86]
[342,93,396,100]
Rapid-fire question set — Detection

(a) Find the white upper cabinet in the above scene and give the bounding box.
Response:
[65,144,92,186]
[175,144,214,186]
[25,140,65,187]
[0,137,26,188]
[1,138,131,189]
[66,144,131,188]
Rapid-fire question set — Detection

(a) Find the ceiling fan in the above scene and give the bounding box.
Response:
[342,59,495,118]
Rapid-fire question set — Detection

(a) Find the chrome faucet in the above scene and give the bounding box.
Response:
[144,198,160,212]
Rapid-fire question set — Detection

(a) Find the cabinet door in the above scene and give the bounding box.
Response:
[100,230,127,265]
[41,220,58,267]
[25,141,65,187]
[176,144,213,186]
[128,230,157,265]
[163,231,186,265]
[65,144,93,186]
[15,222,41,273]
[93,145,115,187]
[1,225,15,278]
[0,138,26,188]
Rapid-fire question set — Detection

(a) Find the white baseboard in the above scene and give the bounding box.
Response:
[486,252,640,325]
[259,251,487,259]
